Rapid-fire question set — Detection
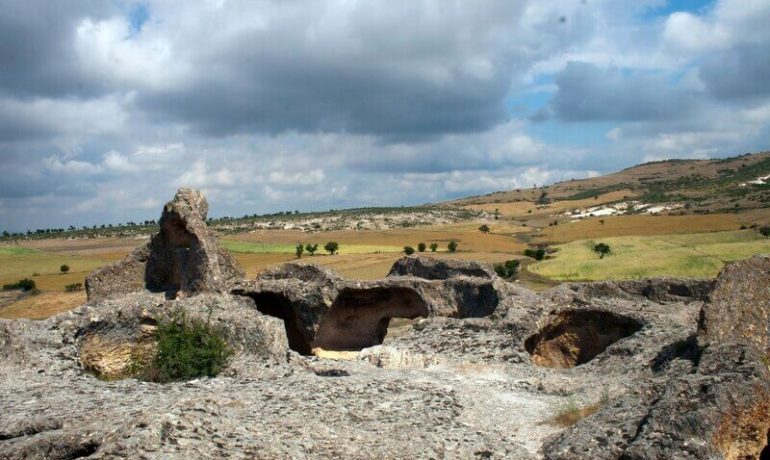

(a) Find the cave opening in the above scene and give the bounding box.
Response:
[524,310,643,368]
[313,287,429,351]
[760,429,770,460]
[243,292,313,355]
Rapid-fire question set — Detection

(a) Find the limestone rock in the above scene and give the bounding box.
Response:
[699,255,770,354]
[387,255,496,280]
[86,188,244,301]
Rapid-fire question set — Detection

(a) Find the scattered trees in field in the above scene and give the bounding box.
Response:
[65,283,83,292]
[60,264,70,274]
[593,242,611,258]
[403,246,415,255]
[305,243,318,256]
[417,242,426,252]
[2,278,36,291]
[479,224,490,233]
[295,244,304,258]
[429,243,438,252]
[494,260,520,280]
[324,241,339,255]
[447,240,458,253]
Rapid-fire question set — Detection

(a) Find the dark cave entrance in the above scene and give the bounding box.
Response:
[313,286,429,351]
[760,429,770,460]
[242,292,313,355]
[524,310,643,368]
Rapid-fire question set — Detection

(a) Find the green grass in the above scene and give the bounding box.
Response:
[221,240,402,255]
[530,230,770,281]
[0,246,38,256]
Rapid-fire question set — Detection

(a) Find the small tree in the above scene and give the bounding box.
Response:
[417,242,426,252]
[593,242,611,258]
[60,264,70,274]
[295,243,304,259]
[324,241,339,255]
[479,224,490,233]
[305,243,318,256]
[429,242,438,252]
[494,208,500,220]
[760,226,770,238]
[494,260,520,280]
[403,246,415,256]
[447,240,458,253]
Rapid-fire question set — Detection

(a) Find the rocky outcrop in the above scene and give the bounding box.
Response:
[234,258,501,353]
[86,188,244,301]
[699,255,770,354]
[387,256,496,280]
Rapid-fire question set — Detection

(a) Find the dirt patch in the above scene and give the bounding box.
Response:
[314,287,428,351]
[525,310,643,368]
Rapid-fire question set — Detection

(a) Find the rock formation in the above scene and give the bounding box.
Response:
[86,188,244,301]
[2,188,770,459]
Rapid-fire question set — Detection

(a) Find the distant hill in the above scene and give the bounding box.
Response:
[444,151,770,214]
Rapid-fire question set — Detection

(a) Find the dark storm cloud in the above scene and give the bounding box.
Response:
[550,62,701,122]
[0,0,115,98]
[700,43,770,101]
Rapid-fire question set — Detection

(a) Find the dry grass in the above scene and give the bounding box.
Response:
[536,213,752,244]
[0,291,87,319]
[549,400,602,427]
[462,190,636,218]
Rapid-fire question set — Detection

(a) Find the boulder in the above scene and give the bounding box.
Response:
[387,256,496,280]
[86,188,244,301]
[699,255,770,354]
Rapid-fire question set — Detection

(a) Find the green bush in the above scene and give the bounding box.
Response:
[295,243,304,258]
[2,278,36,291]
[324,241,339,255]
[65,282,83,292]
[429,242,438,252]
[305,243,318,255]
[759,226,770,238]
[593,242,611,258]
[447,240,458,253]
[417,242,426,252]
[60,264,70,273]
[478,224,490,233]
[141,313,233,383]
[494,260,520,280]
[403,246,415,255]
[524,247,546,261]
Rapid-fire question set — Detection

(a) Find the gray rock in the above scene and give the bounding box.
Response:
[387,255,496,280]
[86,188,244,301]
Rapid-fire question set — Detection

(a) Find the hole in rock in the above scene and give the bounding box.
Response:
[524,310,643,368]
[314,287,428,351]
[243,292,313,355]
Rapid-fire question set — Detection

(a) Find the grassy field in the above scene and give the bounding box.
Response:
[529,230,770,281]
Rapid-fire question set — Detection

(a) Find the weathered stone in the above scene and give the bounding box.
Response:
[699,255,770,354]
[86,188,244,301]
[387,255,496,280]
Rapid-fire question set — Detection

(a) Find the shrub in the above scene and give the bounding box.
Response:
[429,242,438,252]
[295,243,304,258]
[524,247,546,261]
[760,226,770,238]
[447,240,458,253]
[60,264,70,274]
[305,243,318,256]
[417,242,426,252]
[478,224,490,233]
[403,246,415,255]
[593,242,611,258]
[2,278,36,291]
[140,312,232,383]
[494,260,520,280]
[65,282,83,292]
[324,241,339,255]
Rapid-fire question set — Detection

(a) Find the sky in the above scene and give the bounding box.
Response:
[1,0,769,232]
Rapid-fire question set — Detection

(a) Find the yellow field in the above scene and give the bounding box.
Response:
[529,230,770,281]
[2,210,770,319]
[462,190,636,218]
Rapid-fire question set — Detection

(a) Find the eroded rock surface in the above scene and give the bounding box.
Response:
[86,188,244,301]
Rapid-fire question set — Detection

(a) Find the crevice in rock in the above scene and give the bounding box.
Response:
[242,292,312,355]
[314,287,428,351]
[524,310,643,368]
